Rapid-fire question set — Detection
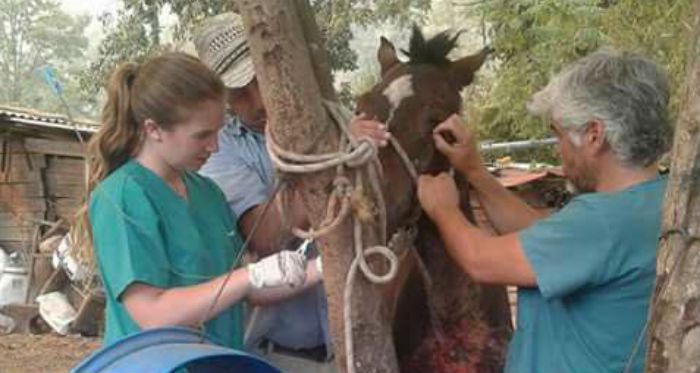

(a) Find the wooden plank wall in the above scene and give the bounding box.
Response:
[0,137,46,253]
[0,133,86,253]
[45,155,86,221]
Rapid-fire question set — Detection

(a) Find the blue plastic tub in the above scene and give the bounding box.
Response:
[70,326,281,373]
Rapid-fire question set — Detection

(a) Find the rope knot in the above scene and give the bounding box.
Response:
[333,175,352,192]
[346,137,377,168]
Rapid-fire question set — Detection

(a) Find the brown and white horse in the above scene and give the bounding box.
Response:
[355,27,512,372]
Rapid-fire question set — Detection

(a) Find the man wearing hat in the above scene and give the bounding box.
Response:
[194,13,389,372]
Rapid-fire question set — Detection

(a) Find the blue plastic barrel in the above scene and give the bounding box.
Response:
[71,326,281,373]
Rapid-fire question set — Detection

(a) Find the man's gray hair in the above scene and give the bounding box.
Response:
[528,49,672,167]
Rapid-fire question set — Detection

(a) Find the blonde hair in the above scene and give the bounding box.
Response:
[71,52,224,268]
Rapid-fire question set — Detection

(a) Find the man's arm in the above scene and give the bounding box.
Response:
[418,172,536,286]
[431,203,536,286]
[244,114,392,255]
[239,188,309,257]
[465,168,548,234]
[239,204,288,257]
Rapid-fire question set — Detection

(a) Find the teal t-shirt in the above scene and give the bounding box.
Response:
[507,176,666,373]
[89,159,244,349]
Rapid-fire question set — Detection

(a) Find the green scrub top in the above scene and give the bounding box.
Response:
[89,159,244,349]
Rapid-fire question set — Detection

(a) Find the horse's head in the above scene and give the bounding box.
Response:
[356,26,489,230]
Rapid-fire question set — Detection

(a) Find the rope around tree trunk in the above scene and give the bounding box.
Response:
[265,100,422,373]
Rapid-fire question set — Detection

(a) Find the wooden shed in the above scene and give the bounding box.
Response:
[0,105,96,254]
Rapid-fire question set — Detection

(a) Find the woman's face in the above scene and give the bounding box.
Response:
[156,99,226,171]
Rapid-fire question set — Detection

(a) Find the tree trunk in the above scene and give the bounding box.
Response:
[645,2,700,372]
[238,1,399,372]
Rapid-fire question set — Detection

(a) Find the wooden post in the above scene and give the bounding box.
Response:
[238,1,399,372]
[645,2,700,372]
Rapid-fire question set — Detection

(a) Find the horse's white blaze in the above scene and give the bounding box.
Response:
[382,74,413,127]
[382,74,414,111]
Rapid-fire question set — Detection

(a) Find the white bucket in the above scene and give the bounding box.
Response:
[0,256,29,307]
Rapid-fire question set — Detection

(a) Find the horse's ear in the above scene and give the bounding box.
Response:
[450,46,492,89]
[378,36,400,76]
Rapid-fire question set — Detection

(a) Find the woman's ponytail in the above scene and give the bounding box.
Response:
[71,62,143,269]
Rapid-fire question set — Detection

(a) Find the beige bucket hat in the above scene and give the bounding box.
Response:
[193,12,255,89]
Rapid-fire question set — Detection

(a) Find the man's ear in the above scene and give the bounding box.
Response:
[143,119,163,142]
[585,119,606,153]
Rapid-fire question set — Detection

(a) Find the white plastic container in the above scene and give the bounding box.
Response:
[0,253,29,306]
[36,291,77,335]
[52,235,87,282]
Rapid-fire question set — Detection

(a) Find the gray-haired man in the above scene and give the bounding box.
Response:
[417,49,671,372]
[193,13,389,373]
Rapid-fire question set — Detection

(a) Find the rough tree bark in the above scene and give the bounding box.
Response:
[237,1,399,372]
[645,1,700,372]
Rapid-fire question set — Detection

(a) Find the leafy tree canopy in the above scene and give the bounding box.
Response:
[460,0,693,162]
[81,0,431,96]
[0,0,93,116]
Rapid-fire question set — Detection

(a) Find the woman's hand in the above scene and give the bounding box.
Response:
[247,250,307,288]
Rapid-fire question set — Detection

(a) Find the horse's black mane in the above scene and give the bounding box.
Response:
[402,25,461,65]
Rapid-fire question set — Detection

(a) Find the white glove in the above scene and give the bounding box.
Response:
[247,251,307,289]
[314,257,323,276]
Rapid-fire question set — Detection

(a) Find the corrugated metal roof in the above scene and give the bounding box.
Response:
[0,105,99,133]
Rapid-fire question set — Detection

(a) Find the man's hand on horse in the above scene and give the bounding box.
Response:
[417,172,460,219]
[433,114,484,177]
[350,113,391,148]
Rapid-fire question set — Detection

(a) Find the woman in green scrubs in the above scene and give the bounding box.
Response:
[72,52,321,349]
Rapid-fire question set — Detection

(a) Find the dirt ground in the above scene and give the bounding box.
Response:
[0,333,99,373]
